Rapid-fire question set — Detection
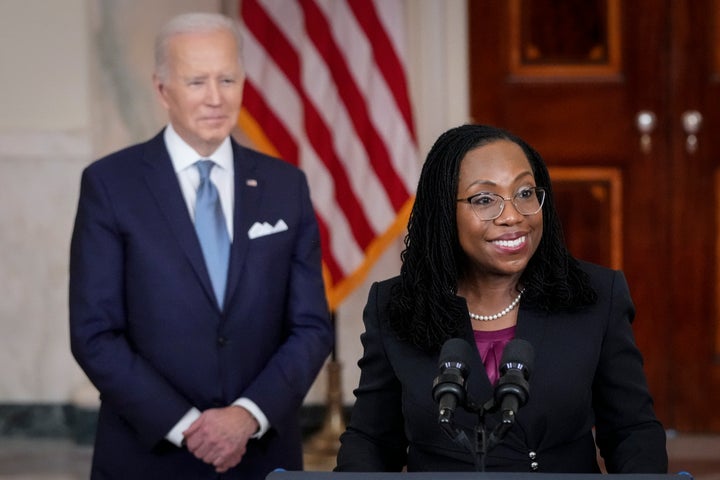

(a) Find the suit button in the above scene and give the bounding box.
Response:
[530,461,539,471]
[217,336,228,347]
[528,451,537,460]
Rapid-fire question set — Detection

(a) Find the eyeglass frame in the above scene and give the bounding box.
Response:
[456,186,546,221]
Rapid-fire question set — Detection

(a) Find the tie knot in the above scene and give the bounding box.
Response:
[196,160,215,182]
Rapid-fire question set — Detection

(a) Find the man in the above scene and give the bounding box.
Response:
[69,12,333,479]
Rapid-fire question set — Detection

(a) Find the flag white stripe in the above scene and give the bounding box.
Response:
[244,31,365,273]
[261,2,396,233]
[240,0,419,302]
[315,0,420,194]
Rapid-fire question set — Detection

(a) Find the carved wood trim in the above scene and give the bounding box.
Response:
[549,167,623,270]
[508,0,622,79]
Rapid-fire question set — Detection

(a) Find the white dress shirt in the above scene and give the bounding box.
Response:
[162,124,270,446]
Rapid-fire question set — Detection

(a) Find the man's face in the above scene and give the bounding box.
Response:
[154,29,244,157]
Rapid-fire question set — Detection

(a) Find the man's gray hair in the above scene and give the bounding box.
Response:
[154,12,244,81]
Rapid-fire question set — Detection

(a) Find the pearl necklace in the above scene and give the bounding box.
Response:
[469,289,524,322]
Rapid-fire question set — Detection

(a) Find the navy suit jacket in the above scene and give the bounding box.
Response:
[70,130,333,479]
[336,262,667,473]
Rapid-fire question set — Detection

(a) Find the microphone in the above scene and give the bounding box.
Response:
[494,339,534,425]
[432,338,474,426]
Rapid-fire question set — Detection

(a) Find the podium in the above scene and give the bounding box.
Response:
[267,473,689,480]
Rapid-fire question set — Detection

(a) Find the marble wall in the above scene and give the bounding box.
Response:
[0,0,468,418]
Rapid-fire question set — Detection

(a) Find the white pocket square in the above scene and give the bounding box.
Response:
[248,219,288,239]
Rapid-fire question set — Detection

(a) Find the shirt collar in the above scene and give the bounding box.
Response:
[164,124,233,174]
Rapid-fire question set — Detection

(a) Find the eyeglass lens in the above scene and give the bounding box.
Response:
[470,188,545,220]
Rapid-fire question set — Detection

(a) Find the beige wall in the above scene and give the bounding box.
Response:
[0,0,468,406]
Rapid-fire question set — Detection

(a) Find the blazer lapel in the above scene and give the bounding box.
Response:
[454,301,548,435]
[450,297,497,422]
[499,307,548,449]
[141,132,217,307]
[514,307,547,363]
[461,326,496,415]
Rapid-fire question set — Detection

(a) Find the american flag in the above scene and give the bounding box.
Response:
[238,0,420,310]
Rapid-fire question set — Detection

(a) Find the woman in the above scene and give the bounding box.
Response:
[335,124,667,473]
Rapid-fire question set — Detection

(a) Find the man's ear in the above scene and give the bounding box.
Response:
[153,74,169,109]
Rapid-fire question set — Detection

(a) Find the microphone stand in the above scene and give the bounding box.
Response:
[461,395,515,472]
[435,338,531,471]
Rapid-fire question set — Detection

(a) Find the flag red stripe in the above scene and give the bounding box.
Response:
[300,0,410,211]
[302,103,375,248]
[242,83,299,166]
[242,0,376,249]
[245,85,345,283]
[347,0,416,140]
[239,0,420,305]
[316,215,343,284]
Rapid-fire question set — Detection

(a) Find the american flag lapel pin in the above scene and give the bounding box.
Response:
[246,179,258,187]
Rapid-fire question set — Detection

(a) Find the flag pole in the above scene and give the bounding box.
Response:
[303,311,345,470]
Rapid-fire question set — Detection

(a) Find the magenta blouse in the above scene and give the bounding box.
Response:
[472,325,516,385]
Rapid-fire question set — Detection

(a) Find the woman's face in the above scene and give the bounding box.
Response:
[455,140,543,280]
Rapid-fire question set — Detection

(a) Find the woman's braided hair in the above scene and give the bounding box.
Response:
[388,124,597,353]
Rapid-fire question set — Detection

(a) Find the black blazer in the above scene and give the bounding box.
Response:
[336,261,667,473]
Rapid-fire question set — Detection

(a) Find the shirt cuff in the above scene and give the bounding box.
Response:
[233,397,270,438]
[165,407,201,447]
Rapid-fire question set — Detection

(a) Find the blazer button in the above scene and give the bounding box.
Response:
[530,461,539,471]
[528,451,537,460]
[217,336,228,347]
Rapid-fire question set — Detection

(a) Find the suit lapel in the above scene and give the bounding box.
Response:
[224,142,263,306]
[141,132,217,308]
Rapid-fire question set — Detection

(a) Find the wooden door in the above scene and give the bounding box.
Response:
[469,0,720,431]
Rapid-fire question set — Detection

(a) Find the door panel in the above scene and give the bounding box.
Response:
[550,168,623,269]
[469,0,719,431]
[666,0,720,431]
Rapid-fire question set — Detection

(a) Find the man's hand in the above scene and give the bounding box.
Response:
[183,405,260,473]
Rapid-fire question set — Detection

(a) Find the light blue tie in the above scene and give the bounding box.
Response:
[194,160,230,308]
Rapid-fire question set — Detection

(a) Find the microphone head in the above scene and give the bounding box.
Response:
[499,339,534,377]
[433,338,475,405]
[438,338,475,369]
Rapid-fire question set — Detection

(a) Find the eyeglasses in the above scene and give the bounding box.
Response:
[457,187,546,221]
